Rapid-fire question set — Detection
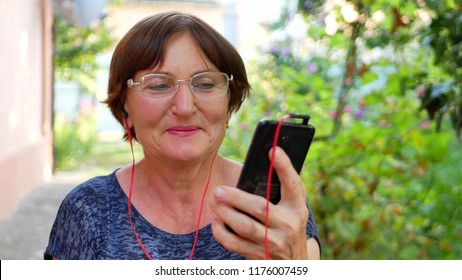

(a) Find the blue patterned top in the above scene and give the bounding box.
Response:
[44,171,320,260]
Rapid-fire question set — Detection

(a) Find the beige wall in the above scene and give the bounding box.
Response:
[106,2,225,46]
[0,0,53,219]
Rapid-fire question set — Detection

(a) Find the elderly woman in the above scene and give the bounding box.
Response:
[44,11,320,260]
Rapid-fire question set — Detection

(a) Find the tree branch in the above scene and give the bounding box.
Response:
[331,21,363,138]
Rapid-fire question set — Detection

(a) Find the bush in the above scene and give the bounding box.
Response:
[53,114,97,171]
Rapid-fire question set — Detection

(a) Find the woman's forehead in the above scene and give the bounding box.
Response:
[135,33,218,77]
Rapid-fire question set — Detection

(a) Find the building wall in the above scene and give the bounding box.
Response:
[105,2,226,47]
[0,0,53,219]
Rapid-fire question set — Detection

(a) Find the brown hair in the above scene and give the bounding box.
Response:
[104,11,250,140]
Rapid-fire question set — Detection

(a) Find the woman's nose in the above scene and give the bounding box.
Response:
[170,82,196,116]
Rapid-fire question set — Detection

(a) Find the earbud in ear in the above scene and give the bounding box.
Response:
[124,118,129,130]
[123,110,129,130]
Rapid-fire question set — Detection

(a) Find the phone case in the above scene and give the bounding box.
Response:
[236,114,315,204]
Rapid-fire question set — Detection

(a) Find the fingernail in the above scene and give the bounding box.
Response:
[274,147,281,158]
[214,187,226,198]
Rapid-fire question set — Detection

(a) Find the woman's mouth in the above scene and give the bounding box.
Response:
[166,126,201,137]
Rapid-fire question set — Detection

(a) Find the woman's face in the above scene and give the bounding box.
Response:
[124,32,230,163]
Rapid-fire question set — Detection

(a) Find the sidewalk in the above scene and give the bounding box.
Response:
[0,171,89,260]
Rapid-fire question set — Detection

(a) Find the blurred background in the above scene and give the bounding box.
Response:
[0,0,460,260]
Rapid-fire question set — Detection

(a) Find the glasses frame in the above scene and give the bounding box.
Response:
[127,71,233,100]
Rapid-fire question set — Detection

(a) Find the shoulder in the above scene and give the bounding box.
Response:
[59,172,118,217]
[66,173,115,201]
[45,172,119,259]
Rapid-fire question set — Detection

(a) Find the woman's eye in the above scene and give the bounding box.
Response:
[194,80,215,90]
[143,78,174,93]
[148,83,171,91]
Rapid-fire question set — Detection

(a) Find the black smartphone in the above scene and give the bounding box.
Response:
[236,114,315,204]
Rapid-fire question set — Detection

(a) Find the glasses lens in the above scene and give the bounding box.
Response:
[191,72,229,97]
[140,74,177,99]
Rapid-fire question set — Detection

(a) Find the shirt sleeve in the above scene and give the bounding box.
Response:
[44,185,100,260]
[306,200,321,252]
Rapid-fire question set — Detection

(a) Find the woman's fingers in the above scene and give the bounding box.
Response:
[210,214,267,259]
[210,186,270,240]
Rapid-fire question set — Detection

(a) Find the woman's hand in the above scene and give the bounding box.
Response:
[210,147,319,259]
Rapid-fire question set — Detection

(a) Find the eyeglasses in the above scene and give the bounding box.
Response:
[127,71,233,100]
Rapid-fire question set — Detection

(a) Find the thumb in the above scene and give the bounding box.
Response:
[269,146,306,204]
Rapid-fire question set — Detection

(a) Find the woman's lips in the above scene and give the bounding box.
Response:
[167,126,201,137]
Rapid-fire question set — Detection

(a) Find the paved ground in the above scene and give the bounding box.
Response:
[0,171,89,260]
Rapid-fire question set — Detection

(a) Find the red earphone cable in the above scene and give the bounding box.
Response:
[265,114,291,260]
[126,120,153,260]
[189,150,218,260]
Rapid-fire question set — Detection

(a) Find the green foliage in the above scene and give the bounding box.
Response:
[53,16,114,95]
[57,135,144,176]
[420,1,462,139]
[53,16,114,170]
[222,0,462,259]
[54,114,98,171]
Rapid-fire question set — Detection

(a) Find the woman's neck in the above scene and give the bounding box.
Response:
[140,151,218,191]
[117,152,242,234]
[120,153,223,233]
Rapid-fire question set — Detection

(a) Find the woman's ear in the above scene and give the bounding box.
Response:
[123,109,132,130]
